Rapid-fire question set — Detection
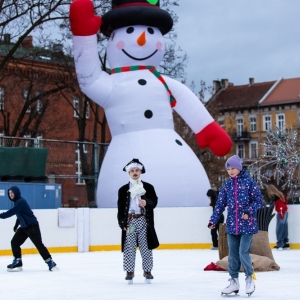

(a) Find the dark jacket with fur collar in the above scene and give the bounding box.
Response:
[117,181,159,252]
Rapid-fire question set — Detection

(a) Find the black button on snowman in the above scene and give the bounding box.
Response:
[70,0,232,208]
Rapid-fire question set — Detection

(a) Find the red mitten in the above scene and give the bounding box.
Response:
[70,0,102,36]
[196,121,232,156]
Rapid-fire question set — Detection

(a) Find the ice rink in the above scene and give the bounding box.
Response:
[0,249,298,300]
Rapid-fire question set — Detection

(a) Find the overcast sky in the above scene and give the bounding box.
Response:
[173,0,300,95]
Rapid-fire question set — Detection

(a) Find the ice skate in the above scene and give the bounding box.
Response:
[45,258,57,271]
[143,271,154,284]
[245,275,255,296]
[283,243,290,250]
[7,257,23,272]
[125,272,134,284]
[221,277,239,296]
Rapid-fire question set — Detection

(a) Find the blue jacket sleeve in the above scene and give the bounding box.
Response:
[246,178,263,216]
[0,202,23,219]
[209,186,227,225]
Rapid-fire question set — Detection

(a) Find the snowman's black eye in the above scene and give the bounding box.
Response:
[126,27,134,34]
[147,28,154,34]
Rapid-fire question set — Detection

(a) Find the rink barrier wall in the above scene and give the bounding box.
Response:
[0,206,299,256]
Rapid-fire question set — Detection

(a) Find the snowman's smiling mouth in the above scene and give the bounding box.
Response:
[122,49,158,61]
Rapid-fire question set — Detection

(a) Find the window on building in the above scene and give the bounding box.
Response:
[0,87,4,110]
[86,101,90,119]
[236,143,245,158]
[24,134,31,147]
[75,143,88,184]
[73,97,90,119]
[249,116,256,132]
[34,134,43,148]
[276,114,285,132]
[35,91,42,113]
[250,142,258,159]
[73,96,79,118]
[0,129,4,147]
[23,90,31,113]
[263,115,271,131]
[236,118,243,137]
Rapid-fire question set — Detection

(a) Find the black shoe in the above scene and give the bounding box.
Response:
[283,243,290,249]
[143,271,154,280]
[125,272,134,280]
[7,257,23,271]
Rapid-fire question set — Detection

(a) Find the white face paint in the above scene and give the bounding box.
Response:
[106,25,165,69]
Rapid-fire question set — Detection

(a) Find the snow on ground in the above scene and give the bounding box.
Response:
[0,249,298,300]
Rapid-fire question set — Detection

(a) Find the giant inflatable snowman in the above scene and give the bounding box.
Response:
[69,0,232,207]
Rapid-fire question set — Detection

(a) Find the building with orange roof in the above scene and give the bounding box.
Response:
[205,77,300,190]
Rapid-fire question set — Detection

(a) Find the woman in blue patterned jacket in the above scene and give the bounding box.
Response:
[208,155,262,297]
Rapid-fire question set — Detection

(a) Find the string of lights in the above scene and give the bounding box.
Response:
[248,128,300,200]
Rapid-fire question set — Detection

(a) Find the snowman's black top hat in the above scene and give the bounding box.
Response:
[101,0,173,37]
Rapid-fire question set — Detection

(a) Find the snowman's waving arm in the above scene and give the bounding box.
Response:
[165,78,232,156]
[70,0,112,106]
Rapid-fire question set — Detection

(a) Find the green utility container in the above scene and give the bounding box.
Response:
[0,147,48,177]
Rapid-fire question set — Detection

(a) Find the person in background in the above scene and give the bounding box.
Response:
[206,189,224,250]
[266,184,289,250]
[208,155,262,296]
[0,186,57,272]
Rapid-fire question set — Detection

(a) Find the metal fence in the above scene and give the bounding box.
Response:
[0,136,109,207]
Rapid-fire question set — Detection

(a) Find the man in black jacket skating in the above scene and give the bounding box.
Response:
[0,186,57,272]
[118,158,159,283]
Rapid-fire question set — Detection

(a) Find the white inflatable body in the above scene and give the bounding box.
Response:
[73,26,213,207]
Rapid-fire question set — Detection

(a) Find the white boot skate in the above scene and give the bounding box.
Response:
[245,275,255,296]
[221,277,239,296]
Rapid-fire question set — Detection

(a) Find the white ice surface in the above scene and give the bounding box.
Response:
[0,249,298,300]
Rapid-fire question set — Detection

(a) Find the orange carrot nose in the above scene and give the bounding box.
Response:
[137,31,146,46]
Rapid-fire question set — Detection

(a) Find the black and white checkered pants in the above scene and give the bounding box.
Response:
[123,216,153,272]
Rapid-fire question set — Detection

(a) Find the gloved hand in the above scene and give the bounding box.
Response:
[69,0,102,36]
[196,121,232,156]
[13,224,19,232]
[208,222,215,229]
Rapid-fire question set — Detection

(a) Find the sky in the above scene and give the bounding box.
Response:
[173,0,300,96]
[0,249,298,300]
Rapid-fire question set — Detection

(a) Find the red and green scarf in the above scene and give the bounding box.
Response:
[111,65,177,108]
